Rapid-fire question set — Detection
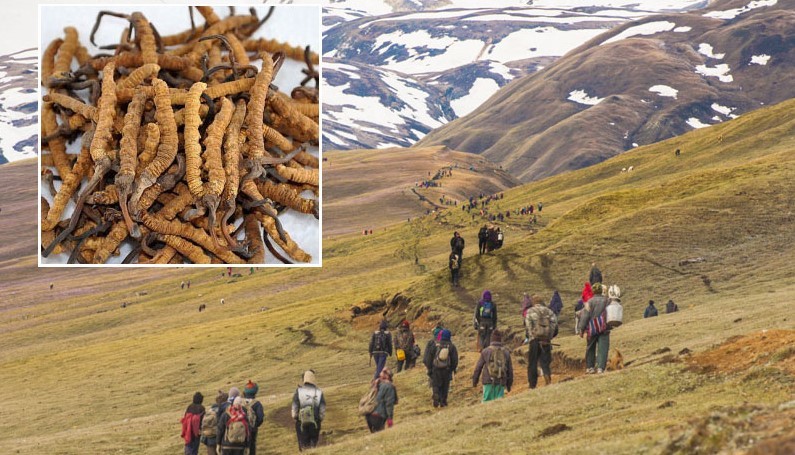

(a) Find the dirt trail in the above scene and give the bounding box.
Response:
[688,329,795,375]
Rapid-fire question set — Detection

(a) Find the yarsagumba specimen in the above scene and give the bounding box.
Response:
[40,6,320,264]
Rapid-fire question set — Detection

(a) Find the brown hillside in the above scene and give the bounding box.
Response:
[417,0,795,182]
[322,146,519,236]
[0,159,38,262]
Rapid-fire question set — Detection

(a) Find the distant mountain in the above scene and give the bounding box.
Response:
[322,1,707,151]
[418,0,795,181]
[0,49,37,164]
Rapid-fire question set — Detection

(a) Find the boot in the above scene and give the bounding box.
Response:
[544,375,552,386]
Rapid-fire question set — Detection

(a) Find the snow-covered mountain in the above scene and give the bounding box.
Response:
[321,0,708,151]
[0,49,37,164]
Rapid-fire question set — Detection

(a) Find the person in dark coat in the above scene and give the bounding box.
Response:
[181,392,205,455]
[292,370,326,451]
[525,295,556,388]
[369,320,393,379]
[589,263,603,285]
[666,299,679,314]
[366,368,398,432]
[201,391,227,455]
[242,381,264,455]
[217,397,249,455]
[423,325,444,382]
[472,330,513,402]
[577,283,610,374]
[644,300,658,318]
[474,290,497,351]
[394,320,416,372]
[423,329,458,407]
[450,231,465,259]
[478,225,488,254]
[548,290,563,316]
[449,251,461,287]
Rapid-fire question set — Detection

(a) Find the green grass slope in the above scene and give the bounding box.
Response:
[2,98,795,453]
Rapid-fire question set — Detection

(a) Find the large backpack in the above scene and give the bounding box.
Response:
[224,409,248,444]
[372,331,387,353]
[527,306,557,341]
[357,383,378,416]
[433,342,451,369]
[297,388,319,429]
[242,398,260,431]
[450,254,460,270]
[201,406,219,437]
[487,347,508,380]
[478,227,488,240]
[480,301,494,320]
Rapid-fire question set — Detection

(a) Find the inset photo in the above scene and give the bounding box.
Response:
[39,4,320,266]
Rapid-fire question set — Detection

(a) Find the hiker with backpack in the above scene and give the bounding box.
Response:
[495,227,504,249]
[200,391,227,455]
[472,330,513,401]
[423,329,458,407]
[548,290,563,317]
[242,381,264,455]
[666,299,679,314]
[525,294,558,388]
[395,320,417,372]
[181,392,205,455]
[577,283,611,374]
[424,324,444,384]
[369,320,393,379]
[292,370,326,450]
[474,290,498,352]
[644,300,658,318]
[217,396,249,455]
[218,387,240,415]
[589,263,603,285]
[449,250,461,287]
[365,367,398,432]
[450,231,465,259]
[478,225,488,254]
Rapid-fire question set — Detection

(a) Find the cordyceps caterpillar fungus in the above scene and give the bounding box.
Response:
[40,5,320,265]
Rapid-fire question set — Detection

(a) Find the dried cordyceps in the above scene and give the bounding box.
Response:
[40,5,320,265]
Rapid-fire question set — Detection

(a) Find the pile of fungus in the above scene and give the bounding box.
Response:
[40,6,319,265]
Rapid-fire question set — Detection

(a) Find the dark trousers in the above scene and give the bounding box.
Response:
[450,268,460,286]
[184,437,200,455]
[586,332,610,370]
[366,413,386,433]
[528,339,552,388]
[478,325,493,351]
[431,367,452,406]
[373,353,387,379]
[249,428,259,455]
[295,420,321,450]
[479,239,486,254]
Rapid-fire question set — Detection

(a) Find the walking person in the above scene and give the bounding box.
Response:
[474,290,497,351]
[548,290,563,317]
[369,320,393,379]
[450,231,465,259]
[665,299,679,314]
[292,370,326,451]
[217,397,249,455]
[449,250,461,287]
[644,300,659,318]
[241,381,264,455]
[478,225,488,255]
[589,263,603,285]
[181,392,205,455]
[472,330,513,401]
[365,368,397,433]
[525,295,558,388]
[424,329,458,407]
[200,391,226,455]
[577,283,611,374]
[394,320,416,372]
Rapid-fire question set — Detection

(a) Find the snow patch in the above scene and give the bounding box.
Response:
[489,27,606,61]
[450,78,500,117]
[695,64,733,83]
[488,61,514,80]
[673,26,692,32]
[711,103,736,116]
[703,0,777,20]
[686,118,710,129]
[602,21,676,45]
[698,43,725,59]
[568,89,604,105]
[648,85,678,98]
[750,54,770,65]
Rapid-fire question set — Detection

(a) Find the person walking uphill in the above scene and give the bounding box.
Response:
[472,330,513,401]
[369,320,393,379]
[395,320,417,372]
[217,397,249,455]
[589,263,603,286]
[292,370,326,451]
[451,231,465,256]
[577,283,611,374]
[474,290,498,351]
[525,295,558,388]
[424,329,458,407]
[644,300,658,318]
[242,381,264,455]
[449,250,462,287]
[181,392,205,455]
[548,290,563,317]
[365,368,398,433]
[201,391,227,455]
[666,299,679,314]
[478,225,488,255]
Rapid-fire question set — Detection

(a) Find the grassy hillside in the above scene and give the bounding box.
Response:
[2,97,795,453]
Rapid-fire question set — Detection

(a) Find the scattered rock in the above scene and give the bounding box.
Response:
[137,291,148,296]
[658,400,676,409]
[481,421,502,429]
[678,348,692,356]
[734,318,743,323]
[652,347,671,355]
[679,257,706,266]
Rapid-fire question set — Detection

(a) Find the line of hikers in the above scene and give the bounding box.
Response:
[181,374,326,454]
